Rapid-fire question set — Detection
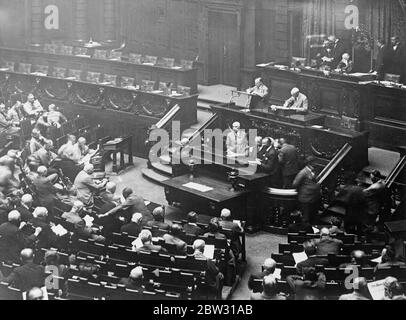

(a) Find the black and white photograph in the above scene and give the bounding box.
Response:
[0,0,405,305]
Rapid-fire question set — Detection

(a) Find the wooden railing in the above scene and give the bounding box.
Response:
[316,143,352,185]
[385,155,406,220]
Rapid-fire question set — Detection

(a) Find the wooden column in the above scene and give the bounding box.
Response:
[31,0,42,44]
[103,0,116,41]
[75,0,87,41]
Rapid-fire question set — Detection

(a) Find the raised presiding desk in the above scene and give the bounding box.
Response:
[0,70,197,157]
[0,46,198,94]
[256,64,406,150]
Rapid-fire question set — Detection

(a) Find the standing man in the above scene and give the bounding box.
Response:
[373,39,390,80]
[246,77,269,110]
[23,93,43,120]
[226,122,248,156]
[388,36,406,83]
[257,137,280,188]
[278,138,299,189]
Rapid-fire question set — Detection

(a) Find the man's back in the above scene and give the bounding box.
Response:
[120,222,141,237]
[163,234,187,254]
[315,237,343,255]
[279,144,299,176]
[146,220,170,231]
[74,171,94,203]
[250,292,287,300]
[10,262,46,291]
[183,223,203,236]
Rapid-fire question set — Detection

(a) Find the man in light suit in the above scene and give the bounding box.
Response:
[74,164,107,206]
[226,122,248,156]
[281,87,309,114]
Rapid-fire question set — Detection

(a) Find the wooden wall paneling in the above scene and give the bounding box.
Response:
[74,0,88,41]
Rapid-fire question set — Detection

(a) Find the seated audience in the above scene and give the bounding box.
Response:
[193,239,224,299]
[0,248,46,291]
[146,206,170,231]
[339,277,370,300]
[0,210,42,263]
[120,212,143,237]
[30,207,60,248]
[204,217,226,240]
[375,245,406,271]
[163,224,187,255]
[383,277,406,300]
[250,275,287,300]
[16,194,34,222]
[119,266,145,291]
[183,211,203,236]
[219,208,243,258]
[248,258,278,292]
[32,166,60,212]
[135,229,167,253]
[287,267,326,300]
[74,164,107,206]
[62,200,105,241]
[296,240,329,275]
[314,227,343,256]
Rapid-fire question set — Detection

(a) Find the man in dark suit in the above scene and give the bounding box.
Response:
[146,206,170,231]
[248,258,277,292]
[374,39,391,80]
[219,208,243,259]
[0,211,42,263]
[387,36,406,83]
[329,35,346,69]
[258,138,280,188]
[163,224,187,255]
[296,240,329,276]
[193,239,224,299]
[250,275,287,300]
[278,138,299,189]
[135,229,167,253]
[31,166,60,215]
[16,194,34,222]
[292,156,321,224]
[119,266,145,291]
[0,248,47,291]
[287,267,326,300]
[120,212,143,237]
[30,207,60,249]
[183,211,203,236]
[98,187,152,223]
[314,227,343,256]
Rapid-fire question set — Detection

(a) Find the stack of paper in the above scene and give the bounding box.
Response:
[203,244,215,259]
[292,252,308,266]
[51,224,68,236]
[367,279,386,300]
[83,215,94,227]
[132,237,143,249]
[183,182,213,193]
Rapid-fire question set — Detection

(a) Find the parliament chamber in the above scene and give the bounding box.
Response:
[0,0,405,304]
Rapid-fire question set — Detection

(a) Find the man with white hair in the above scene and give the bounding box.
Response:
[99,181,120,204]
[74,164,107,205]
[30,207,59,248]
[193,239,224,299]
[135,229,167,253]
[314,227,343,256]
[250,275,287,300]
[246,77,269,110]
[226,121,248,156]
[119,266,145,290]
[248,258,278,292]
[281,87,308,113]
[23,93,43,119]
[0,210,42,263]
[62,200,105,241]
[336,52,353,73]
[120,212,143,237]
[17,194,34,222]
[219,208,243,258]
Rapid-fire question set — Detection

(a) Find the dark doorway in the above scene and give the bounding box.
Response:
[208,11,240,86]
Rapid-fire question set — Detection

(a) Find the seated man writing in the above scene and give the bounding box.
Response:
[271,87,308,114]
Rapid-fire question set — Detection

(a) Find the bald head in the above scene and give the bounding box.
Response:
[351,250,366,265]
[263,258,277,273]
[129,266,143,281]
[37,166,48,176]
[78,137,87,145]
[131,212,143,224]
[106,181,116,193]
[21,248,34,263]
[21,194,33,206]
[320,227,330,237]
[8,210,21,223]
[291,87,300,97]
[27,287,44,300]
[220,208,232,221]
[33,207,48,219]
